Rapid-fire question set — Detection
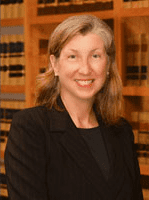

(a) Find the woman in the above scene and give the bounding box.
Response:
[5,15,143,200]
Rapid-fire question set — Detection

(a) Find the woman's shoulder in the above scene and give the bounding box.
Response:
[11,105,51,127]
[13,105,47,119]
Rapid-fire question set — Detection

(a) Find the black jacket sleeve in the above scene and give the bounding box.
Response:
[4,107,49,200]
[130,127,143,200]
[123,120,143,200]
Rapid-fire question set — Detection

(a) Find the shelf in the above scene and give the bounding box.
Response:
[120,7,149,17]
[1,86,25,94]
[122,87,149,96]
[1,18,24,27]
[140,164,149,176]
[30,10,114,25]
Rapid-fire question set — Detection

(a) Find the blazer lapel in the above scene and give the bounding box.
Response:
[47,101,110,199]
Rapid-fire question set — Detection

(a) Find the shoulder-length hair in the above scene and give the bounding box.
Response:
[35,14,123,125]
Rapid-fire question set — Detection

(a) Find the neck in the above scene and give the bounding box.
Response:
[60,94,98,128]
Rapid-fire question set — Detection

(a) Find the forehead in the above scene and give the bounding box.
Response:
[62,33,105,52]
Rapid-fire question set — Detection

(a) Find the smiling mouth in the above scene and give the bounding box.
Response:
[75,79,94,86]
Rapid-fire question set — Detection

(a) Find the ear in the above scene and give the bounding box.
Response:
[50,55,59,76]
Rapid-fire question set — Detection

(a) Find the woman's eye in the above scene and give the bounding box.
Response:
[68,55,76,59]
[92,54,100,58]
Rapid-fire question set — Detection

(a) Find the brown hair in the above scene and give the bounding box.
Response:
[35,14,123,125]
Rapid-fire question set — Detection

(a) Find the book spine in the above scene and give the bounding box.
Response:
[140,33,149,87]
[132,33,141,86]
[142,0,149,7]
[123,0,132,9]
[12,0,19,18]
[131,0,142,8]
[125,35,134,86]
[17,0,24,18]
[131,111,139,143]
[2,35,9,86]
[1,0,5,19]
[140,112,149,164]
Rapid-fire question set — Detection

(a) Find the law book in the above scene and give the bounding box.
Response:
[13,0,20,18]
[8,34,18,85]
[142,0,149,7]
[139,112,149,132]
[1,35,8,58]
[140,33,149,87]
[1,57,9,86]
[9,34,17,57]
[131,111,139,143]
[16,56,25,85]
[131,0,142,8]
[125,35,135,86]
[16,34,25,57]
[7,0,16,19]
[123,0,132,9]
[0,122,11,136]
[1,0,8,19]
[1,0,5,19]
[8,34,25,85]
[15,0,24,18]
[132,33,141,86]
[1,35,10,86]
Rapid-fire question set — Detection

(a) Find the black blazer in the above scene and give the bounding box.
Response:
[5,99,143,200]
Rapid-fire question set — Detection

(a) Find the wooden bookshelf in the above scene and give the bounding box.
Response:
[30,10,114,25]
[140,164,149,176]
[120,7,149,17]
[1,18,24,27]
[1,0,149,197]
[1,86,25,94]
[123,87,149,96]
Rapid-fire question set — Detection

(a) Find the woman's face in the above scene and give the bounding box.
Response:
[50,33,109,103]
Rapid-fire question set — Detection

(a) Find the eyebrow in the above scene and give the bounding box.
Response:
[67,48,103,53]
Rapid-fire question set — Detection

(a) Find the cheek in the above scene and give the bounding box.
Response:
[95,63,108,78]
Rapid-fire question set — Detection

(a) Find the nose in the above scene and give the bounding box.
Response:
[78,58,92,75]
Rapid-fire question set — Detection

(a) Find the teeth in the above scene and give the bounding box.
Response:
[76,80,93,86]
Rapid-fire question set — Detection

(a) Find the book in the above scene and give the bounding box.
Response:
[17,0,24,18]
[132,33,141,86]
[7,0,16,19]
[142,0,149,7]
[1,0,8,19]
[139,112,149,132]
[131,0,142,8]
[140,33,149,87]
[125,35,135,86]
[1,35,9,86]
[123,0,132,9]
[131,111,139,143]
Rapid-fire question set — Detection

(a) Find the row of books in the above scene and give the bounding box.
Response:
[0,133,8,198]
[1,0,24,19]
[0,100,24,198]
[37,0,113,12]
[0,34,24,57]
[38,0,112,6]
[123,0,149,8]
[0,56,25,86]
[0,100,25,121]
[131,111,149,165]
[0,34,25,86]
[125,33,149,87]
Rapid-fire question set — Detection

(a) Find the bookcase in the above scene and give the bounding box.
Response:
[1,0,149,199]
